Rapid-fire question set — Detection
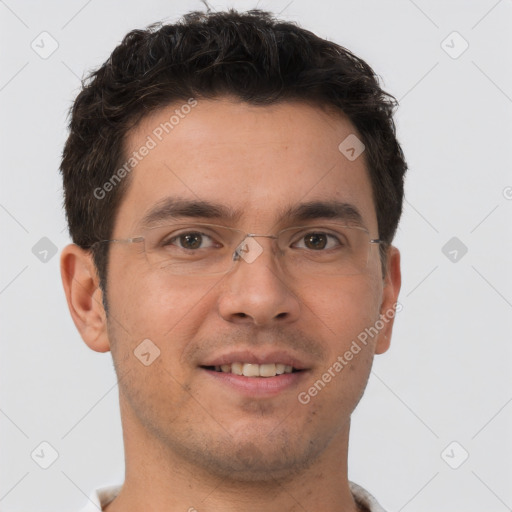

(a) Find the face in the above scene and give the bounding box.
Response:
[69,97,400,482]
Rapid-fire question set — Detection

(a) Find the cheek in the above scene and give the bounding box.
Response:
[298,274,382,339]
[294,277,382,424]
[297,274,382,385]
[106,270,214,414]
[107,262,219,356]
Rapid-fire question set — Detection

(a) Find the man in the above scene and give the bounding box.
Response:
[60,8,405,512]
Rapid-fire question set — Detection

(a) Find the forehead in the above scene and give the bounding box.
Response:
[116,97,377,233]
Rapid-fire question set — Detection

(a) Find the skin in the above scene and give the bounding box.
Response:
[61,97,401,512]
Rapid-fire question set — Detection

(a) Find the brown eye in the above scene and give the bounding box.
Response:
[179,233,203,249]
[164,232,216,250]
[293,231,342,251]
[304,233,328,250]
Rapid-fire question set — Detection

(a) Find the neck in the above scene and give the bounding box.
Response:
[105,397,361,512]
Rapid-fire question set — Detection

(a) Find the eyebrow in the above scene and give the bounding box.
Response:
[139,197,365,229]
[139,197,242,228]
[280,200,366,228]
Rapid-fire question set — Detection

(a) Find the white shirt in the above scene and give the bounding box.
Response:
[79,481,386,511]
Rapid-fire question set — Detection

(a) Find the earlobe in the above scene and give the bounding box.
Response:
[60,244,111,353]
[375,246,401,355]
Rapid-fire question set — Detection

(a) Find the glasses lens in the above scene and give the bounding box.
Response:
[277,224,373,276]
[142,223,244,275]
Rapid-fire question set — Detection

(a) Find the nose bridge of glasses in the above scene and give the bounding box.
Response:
[232,232,280,264]
[246,233,279,241]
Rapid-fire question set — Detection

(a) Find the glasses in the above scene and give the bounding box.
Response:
[94,222,382,277]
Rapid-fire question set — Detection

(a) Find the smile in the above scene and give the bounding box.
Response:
[202,363,301,377]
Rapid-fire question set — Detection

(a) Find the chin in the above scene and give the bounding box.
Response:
[182,430,329,483]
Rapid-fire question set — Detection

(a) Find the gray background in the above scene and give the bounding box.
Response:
[1,0,511,510]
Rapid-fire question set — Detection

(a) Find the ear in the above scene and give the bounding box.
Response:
[375,246,401,355]
[60,244,110,353]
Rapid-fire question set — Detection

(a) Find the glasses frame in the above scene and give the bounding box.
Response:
[92,222,383,276]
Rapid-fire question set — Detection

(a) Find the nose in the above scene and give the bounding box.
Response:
[217,237,301,327]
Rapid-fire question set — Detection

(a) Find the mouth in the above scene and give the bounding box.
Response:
[199,351,310,397]
[201,362,303,378]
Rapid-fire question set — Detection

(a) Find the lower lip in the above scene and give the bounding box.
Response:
[201,368,309,397]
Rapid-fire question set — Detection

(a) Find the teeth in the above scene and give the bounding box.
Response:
[231,362,243,375]
[242,363,260,377]
[276,363,285,374]
[259,363,276,377]
[211,362,298,377]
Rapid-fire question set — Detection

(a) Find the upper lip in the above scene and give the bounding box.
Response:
[200,349,312,371]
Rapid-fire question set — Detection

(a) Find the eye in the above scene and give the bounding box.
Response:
[164,231,218,250]
[293,232,342,251]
